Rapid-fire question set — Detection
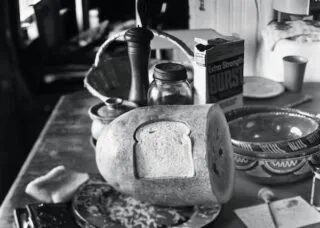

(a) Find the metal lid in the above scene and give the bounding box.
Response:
[153,63,187,81]
[89,98,137,122]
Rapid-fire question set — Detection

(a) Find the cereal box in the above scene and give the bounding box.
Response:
[193,31,244,112]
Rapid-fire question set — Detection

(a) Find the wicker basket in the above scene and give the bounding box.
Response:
[84,29,194,103]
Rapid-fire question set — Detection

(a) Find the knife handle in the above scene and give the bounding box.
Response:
[258,187,275,203]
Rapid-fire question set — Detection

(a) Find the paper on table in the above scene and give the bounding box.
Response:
[235,196,320,228]
[235,202,276,228]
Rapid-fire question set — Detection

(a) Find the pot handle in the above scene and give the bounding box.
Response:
[93,29,194,67]
[85,29,194,103]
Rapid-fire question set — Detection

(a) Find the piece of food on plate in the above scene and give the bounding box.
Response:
[73,177,200,228]
[25,165,89,203]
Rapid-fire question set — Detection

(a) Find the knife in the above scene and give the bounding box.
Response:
[258,187,278,228]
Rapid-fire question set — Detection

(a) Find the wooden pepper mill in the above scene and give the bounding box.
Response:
[124,0,153,106]
[124,28,153,106]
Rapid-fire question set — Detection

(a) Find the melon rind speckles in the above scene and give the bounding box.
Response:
[206,104,234,204]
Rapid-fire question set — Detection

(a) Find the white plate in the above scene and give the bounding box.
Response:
[243,76,285,99]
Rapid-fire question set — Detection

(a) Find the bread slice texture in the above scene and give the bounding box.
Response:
[25,165,89,203]
[134,120,194,178]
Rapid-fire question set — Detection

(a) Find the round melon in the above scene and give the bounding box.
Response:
[96,104,234,206]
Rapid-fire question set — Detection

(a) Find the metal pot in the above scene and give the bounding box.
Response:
[88,97,137,145]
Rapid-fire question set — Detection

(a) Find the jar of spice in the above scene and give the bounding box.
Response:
[147,63,193,105]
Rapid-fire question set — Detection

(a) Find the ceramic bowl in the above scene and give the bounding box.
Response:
[226,106,320,184]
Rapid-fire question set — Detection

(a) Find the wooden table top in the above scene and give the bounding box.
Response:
[1,82,320,227]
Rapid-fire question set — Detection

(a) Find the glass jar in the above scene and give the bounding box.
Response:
[147,63,193,105]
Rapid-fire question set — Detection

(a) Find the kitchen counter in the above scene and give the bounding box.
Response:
[1,83,320,227]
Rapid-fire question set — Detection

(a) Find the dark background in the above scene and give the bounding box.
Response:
[0,0,189,202]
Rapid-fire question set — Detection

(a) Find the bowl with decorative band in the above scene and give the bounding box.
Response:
[226,106,320,184]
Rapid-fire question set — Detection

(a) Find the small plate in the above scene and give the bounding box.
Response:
[72,175,221,228]
[243,76,285,99]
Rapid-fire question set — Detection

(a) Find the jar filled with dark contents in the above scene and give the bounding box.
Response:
[147,63,193,105]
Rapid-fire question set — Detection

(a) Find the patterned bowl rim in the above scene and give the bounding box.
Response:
[233,144,320,160]
[226,106,320,155]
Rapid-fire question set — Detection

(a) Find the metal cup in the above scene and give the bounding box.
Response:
[283,55,308,93]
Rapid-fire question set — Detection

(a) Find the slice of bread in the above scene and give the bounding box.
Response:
[134,120,194,178]
[25,165,89,203]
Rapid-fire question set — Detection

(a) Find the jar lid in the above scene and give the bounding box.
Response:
[153,63,187,81]
[89,98,137,122]
[98,98,127,119]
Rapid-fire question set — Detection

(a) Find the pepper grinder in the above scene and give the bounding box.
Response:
[124,0,153,106]
[124,28,153,106]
